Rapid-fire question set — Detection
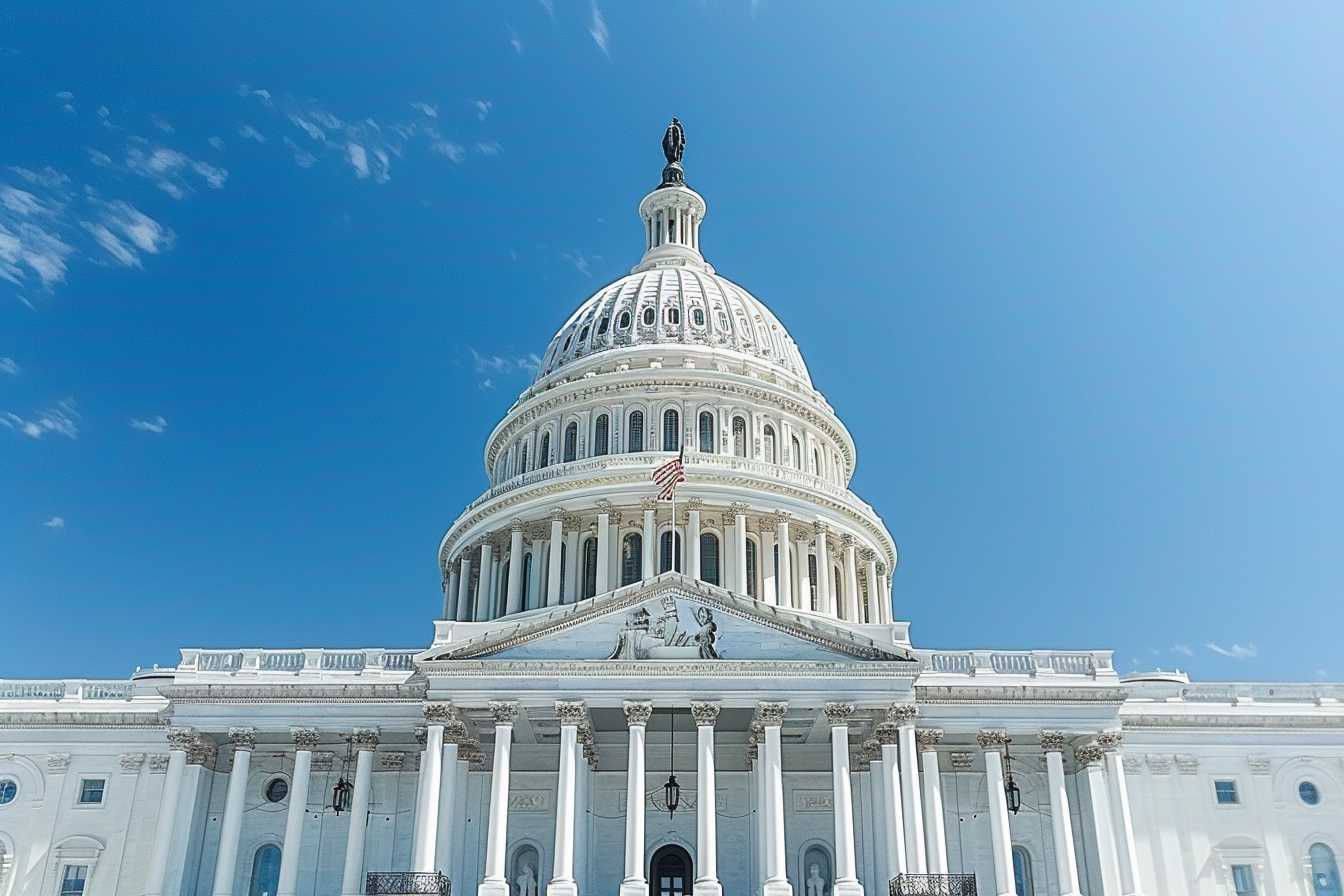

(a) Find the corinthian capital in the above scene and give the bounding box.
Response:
[489,701,519,725]
[351,727,380,752]
[887,704,918,726]
[1039,730,1068,754]
[1096,730,1123,752]
[555,700,587,727]
[166,726,197,752]
[823,702,854,725]
[424,702,457,724]
[915,728,944,750]
[291,727,321,749]
[690,701,721,726]
[756,701,788,726]
[623,700,653,727]
[1074,743,1105,767]
[228,727,257,751]
[976,728,1010,751]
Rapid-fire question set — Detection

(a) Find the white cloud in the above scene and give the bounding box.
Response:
[480,377,494,390]
[410,102,438,119]
[282,137,316,168]
[0,357,17,375]
[474,99,493,122]
[589,0,610,55]
[1,398,79,439]
[1170,643,1194,657]
[475,141,501,157]
[9,167,69,189]
[469,348,542,378]
[82,199,175,268]
[129,414,168,433]
[347,142,370,178]
[151,114,175,134]
[561,250,597,277]
[124,142,228,198]
[288,112,328,143]
[238,124,267,143]
[42,516,65,528]
[538,0,554,18]
[1204,642,1258,660]
[87,148,113,167]
[0,194,75,292]
[238,84,273,105]
[55,91,74,102]
[208,136,225,151]
[432,141,465,163]
[508,27,524,55]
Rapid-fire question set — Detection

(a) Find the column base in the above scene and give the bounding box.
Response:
[693,881,722,896]
[479,879,511,896]
[763,879,794,896]
[547,880,579,896]
[833,881,864,896]
[619,880,648,896]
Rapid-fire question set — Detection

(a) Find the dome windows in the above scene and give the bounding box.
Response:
[627,411,645,452]
[732,416,747,457]
[1300,781,1321,806]
[662,409,680,452]
[618,310,631,331]
[579,325,590,343]
[698,412,715,453]
[265,778,289,803]
[593,414,610,456]
[597,316,610,336]
[538,433,551,468]
[763,425,777,464]
[666,307,680,326]
[642,307,656,327]
[563,423,578,463]
[692,308,705,327]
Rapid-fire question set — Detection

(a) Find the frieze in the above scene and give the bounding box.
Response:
[508,789,553,812]
[1175,754,1200,774]
[1248,755,1272,775]
[147,754,171,773]
[160,683,426,704]
[916,685,1125,706]
[950,751,974,771]
[1123,713,1344,730]
[792,790,834,812]
[378,752,408,771]
[1122,756,1143,775]
[310,751,336,771]
[119,752,147,772]
[228,727,257,750]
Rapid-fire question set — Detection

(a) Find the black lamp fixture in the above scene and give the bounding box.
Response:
[330,737,354,815]
[663,711,680,819]
[1003,737,1022,815]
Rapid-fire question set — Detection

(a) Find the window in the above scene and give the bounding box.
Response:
[659,530,682,573]
[558,543,568,602]
[621,533,643,586]
[265,778,289,803]
[563,333,573,351]
[628,411,645,452]
[1309,843,1341,896]
[593,414,610,456]
[745,539,758,598]
[700,533,720,585]
[667,306,680,325]
[581,537,598,599]
[732,416,747,457]
[597,316,609,335]
[813,448,820,473]
[579,325,589,343]
[563,423,578,462]
[618,311,631,330]
[248,845,282,896]
[692,308,704,327]
[521,554,532,609]
[538,433,551,468]
[807,554,818,610]
[642,306,656,326]
[763,425,777,463]
[792,436,802,470]
[1300,781,1322,806]
[1214,779,1240,805]
[0,778,17,805]
[662,409,680,451]
[518,442,528,474]
[716,311,728,330]
[834,567,844,614]
[77,778,105,805]
[61,866,88,896]
[1011,847,1035,896]
[698,411,715,453]
[1231,864,1257,896]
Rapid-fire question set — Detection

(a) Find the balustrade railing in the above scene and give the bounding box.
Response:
[914,650,1110,679]
[890,874,978,896]
[0,679,135,701]
[365,872,450,896]
[180,647,421,678]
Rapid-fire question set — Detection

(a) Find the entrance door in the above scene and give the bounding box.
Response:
[650,845,693,896]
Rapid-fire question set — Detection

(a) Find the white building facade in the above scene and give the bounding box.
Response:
[2,126,1341,896]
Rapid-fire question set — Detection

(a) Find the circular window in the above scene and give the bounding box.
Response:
[1299,781,1321,806]
[0,778,17,805]
[265,778,289,803]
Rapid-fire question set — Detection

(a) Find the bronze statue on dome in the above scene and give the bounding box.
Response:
[659,117,687,187]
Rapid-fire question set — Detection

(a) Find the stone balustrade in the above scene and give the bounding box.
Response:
[914,649,1115,680]
[0,678,140,701]
[177,647,419,677]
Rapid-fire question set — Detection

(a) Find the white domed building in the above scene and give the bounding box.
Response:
[1,124,1342,896]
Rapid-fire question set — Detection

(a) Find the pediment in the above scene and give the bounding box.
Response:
[420,573,915,664]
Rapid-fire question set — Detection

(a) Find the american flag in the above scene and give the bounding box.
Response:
[653,449,686,501]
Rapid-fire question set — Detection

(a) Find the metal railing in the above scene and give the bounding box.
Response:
[890,874,978,896]
[365,872,450,896]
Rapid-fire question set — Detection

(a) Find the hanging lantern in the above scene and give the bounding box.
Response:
[331,777,353,815]
[663,711,680,818]
[1003,738,1022,815]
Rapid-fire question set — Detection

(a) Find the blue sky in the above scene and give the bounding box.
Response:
[3,3,1342,681]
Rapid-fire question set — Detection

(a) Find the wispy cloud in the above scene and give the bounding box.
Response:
[86,148,113,167]
[238,124,267,143]
[129,414,168,433]
[150,114,175,134]
[42,516,65,529]
[1170,643,1194,657]
[2,398,79,439]
[561,250,600,277]
[431,140,466,163]
[480,377,495,390]
[469,348,542,376]
[0,176,76,295]
[508,26,524,55]
[282,137,316,168]
[124,141,228,198]
[0,357,18,375]
[475,141,501,157]
[208,135,225,151]
[474,99,493,122]
[410,102,438,119]
[538,0,554,19]
[1205,641,1258,660]
[589,0,610,55]
[81,199,175,268]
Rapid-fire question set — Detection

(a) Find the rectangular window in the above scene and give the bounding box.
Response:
[1214,779,1239,805]
[61,866,88,896]
[78,778,106,804]
[1231,864,1257,895]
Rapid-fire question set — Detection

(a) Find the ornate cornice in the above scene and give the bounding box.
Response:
[860,739,882,763]
[48,752,71,772]
[160,683,426,704]
[916,685,1125,706]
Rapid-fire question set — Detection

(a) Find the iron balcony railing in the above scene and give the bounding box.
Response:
[890,874,978,896]
[365,872,450,896]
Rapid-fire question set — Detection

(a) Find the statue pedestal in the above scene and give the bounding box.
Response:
[660,161,685,188]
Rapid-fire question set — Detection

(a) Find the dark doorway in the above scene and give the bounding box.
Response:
[649,844,693,896]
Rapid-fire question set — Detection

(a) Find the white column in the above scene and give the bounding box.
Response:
[774,515,791,609]
[758,702,793,896]
[791,541,805,609]
[876,725,908,884]
[563,525,580,602]
[733,504,749,595]
[862,557,878,623]
[413,707,451,872]
[891,707,925,873]
[642,502,656,579]
[1100,733,1143,896]
[824,704,863,896]
[144,729,193,896]
[434,733,462,878]
[916,729,948,876]
[549,701,584,896]
[1078,742,1121,896]
[978,730,1016,896]
[1041,732,1083,896]
[479,702,518,896]
[547,515,564,606]
[595,508,611,595]
[692,702,722,896]
[620,702,652,896]
[444,569,459,619]
[277,728,319,896]
[475,541,494,621]
[813,524,831,615]
[864,746,887,892]
[877,571,891,623]
[762,530,778,605]
[456,556,473,621]
[340,729,379,896]
[751,730,767,894]
[212,728,255,896]
[687,505,702,579]
[842,536,859,622]
[506,522,525,615]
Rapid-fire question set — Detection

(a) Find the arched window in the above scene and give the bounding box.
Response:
[521,554,532,610]
[642,306,656,326]
[700,533,720,585]
[732,416,747,457]
[792,436,802,470]
[559,542,568,602]
[692,308,705,327]
[813,448,820,474]
[628,411,645,452]
[593,414,610,456]
[667,306,680,325]
[618,310,631,330]
[698,411,715,453]
[621,533,643,586]
[1310,844,1341,896]
[518,442,528,474]
[579,325,589,343]
[581,537,598,599]
[563,422,578,462]
[662,409,680,451]
[745,538,758,598]
[248,845,281,896]
[807,554,818,610]
[659,530,682,573]
[763,425,777,464]
[834,567,844,615]
[1011,846,1034,896]
[539,432,551,468]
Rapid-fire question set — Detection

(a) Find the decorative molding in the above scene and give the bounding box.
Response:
[888,703,918,726]
[1248,755,1272,775]
[1175,754,1200,775]
[874,722,899,746]
[147,754,170,773]
[756,701,788,725]
[292,727,321,749]
[119,752,146,772]
[976,728,1010,751]
[1122,756,1143,775]
[1039,730,1068,753]
[378,752,407,771]
[228,727,257,750]
[556,700,587,726]
[823,702,854,725]
[623,700,653,726]
[915,727,944,750]
[1146,754,1172,774]
[792,790,834,812]
[185,738,216,767]
[690,701,721,726]
[490,701,519,724]
[1074,743,1105,767]
[310,752,335,771]
[424,702,457,724]
[950,751,974,771]
[352,727,380,752]
[508,789,553,812]
[860,739,882,763]
[414,726,428,748]
[1096,730,1122,752]
[444,719,470,744]
[167,726,197,751]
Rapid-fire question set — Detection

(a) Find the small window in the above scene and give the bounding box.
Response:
[618,311,631,330]
[265,778,289,803]
[1214,779,1240,805]
[77,778,106,805]
[642,307,655,326]
[597,316,610,335]
[1012,847,1035,896]
[698,411,715,453]
[538,433,551,469]
[667,307,680,325]
[579,325,589,342]
[621,532,643,586]
[662,409,680,452]
[563,333,573,351]
[593,414,610,456]
[745,539,758,598]
[700,533,720,586]
[1231,864,1257,896]
[61,866,88,896]
[732,416,747,457]
[692,308,705,327]
[563,423,578,463]
[716,311,728,330]
[763,425,777,464]
[1299,780,1321,806]
[628,410,645,452]
[0,778,17,804]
